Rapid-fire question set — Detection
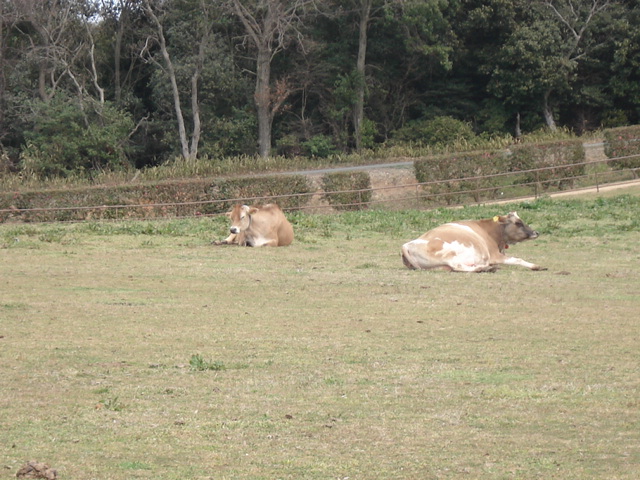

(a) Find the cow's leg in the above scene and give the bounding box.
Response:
[402,250,417,269]
[402,242,424,269]
[502,256,546,271]
[401,241,446,270]
[253,238,278,247]
[222,233,237,244]
[448,262,496,273]
[212,232,237,245]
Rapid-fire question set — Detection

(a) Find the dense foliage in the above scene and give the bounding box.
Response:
[1,0,638,178]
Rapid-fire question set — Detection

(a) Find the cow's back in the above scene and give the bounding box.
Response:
[252,204,293,246]
[275,214,294,246]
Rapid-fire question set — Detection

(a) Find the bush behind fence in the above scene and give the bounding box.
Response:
[2,136,639,223]
[604,125,640,174]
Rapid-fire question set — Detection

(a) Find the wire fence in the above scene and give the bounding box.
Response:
[1,154,639,223]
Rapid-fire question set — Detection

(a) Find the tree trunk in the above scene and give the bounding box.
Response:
[189,29,209,159]
[353,0,372,152]
[114,9,125,104]
[144,0,198,160]
[514,112,522,139]
[256,46,272,158]
[160,36,191,160]
[542,89,557,131]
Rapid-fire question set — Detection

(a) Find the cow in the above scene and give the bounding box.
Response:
[401,211,545,272]
[217,203,294,247]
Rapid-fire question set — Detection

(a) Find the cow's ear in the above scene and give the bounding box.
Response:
[248,207,259,215]
[225,211,232,218]
[493,215,504,223]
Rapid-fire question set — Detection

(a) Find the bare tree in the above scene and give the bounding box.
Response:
[99,0,139,105]
[11,0,81,102]
[142,0,213,160]
[9,0,112,128]
[230,0,313,158]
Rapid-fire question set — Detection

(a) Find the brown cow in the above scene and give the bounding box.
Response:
[401,212,545,272]
[218,203,293,247]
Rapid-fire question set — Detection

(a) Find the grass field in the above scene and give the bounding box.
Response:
[1,194,639,479]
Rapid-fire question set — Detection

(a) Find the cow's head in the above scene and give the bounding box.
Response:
[227,204,258,234]
[494,211,539,244]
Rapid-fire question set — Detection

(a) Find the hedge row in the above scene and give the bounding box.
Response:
[413,140,586,204]
[0,174,313,223]
[414,150,509,204]
[2,132,636,223]
[604,125,640,173]
[321,171,372,211]
[509,139,585,189]
[0,170,378,222]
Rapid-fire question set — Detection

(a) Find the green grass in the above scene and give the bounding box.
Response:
[1,194,639,479]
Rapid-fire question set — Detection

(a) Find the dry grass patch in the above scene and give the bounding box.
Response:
[1,199,639,479]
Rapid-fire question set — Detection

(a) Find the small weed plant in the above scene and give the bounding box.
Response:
[189,354,226,372]
[99,396,124,411]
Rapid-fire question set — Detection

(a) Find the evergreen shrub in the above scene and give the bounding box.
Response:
[20,96,134,178]
[302,135,337,158]
[321,172,371,210]
[392,116,476,147]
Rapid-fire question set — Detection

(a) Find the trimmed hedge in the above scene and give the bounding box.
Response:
[0,174,312,222]
[414,150,509,204]
[508,140,586,190]
[205,175,312,214]
[321,171,372,210]
[603,125,640,174]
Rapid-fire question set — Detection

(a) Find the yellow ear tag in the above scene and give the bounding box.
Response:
[493,216,500,222]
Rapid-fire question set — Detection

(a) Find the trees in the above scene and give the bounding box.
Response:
[0,0,136,177]
[229,0,313,158]
[609,1,640,125]
[142,0,216,160]
[489,0,621,131]
[0,0,640,177]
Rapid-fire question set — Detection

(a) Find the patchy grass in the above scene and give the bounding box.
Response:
[1,195,639,479]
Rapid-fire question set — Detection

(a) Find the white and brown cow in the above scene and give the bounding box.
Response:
[401,212,545,272]
[218,203,293,247]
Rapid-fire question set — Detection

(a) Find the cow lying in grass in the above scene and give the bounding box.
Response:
[216,203,294,247]
[401,212,545,272]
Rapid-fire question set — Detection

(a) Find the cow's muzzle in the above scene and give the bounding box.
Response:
[530,230,539,239]
[230,226,239,234]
